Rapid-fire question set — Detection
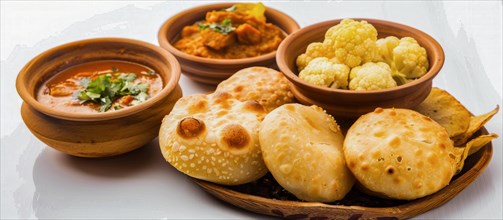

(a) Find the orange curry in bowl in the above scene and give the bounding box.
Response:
[37,60,163,113]
[174,3,284,59]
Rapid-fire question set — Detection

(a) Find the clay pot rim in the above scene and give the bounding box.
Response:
[157,2,300,65]
[277,18,445,96]
[16,37,181,121]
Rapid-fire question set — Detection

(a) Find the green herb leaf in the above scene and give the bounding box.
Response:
[79,78,91,87]
[197,22,209,31]
[86,92,101,99]
[76,72,150,112]
[135,92,149,103]
[198,18,235,35]
[136,83,148,93]
[221,18,232,26]
[119,73,137,82]
[112,67,118,72]
[99,96,112,112]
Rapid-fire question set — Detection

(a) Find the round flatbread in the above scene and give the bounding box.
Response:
[344,108,457,200]
[216,67,294,112]
[259,104,355,202]
[159,92,268,185]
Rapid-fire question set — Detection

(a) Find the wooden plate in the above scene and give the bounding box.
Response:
[193,127,493,219]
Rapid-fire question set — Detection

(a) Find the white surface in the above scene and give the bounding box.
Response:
[1,1,502,219]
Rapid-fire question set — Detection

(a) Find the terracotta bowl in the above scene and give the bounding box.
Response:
[276,18,444,119]
[16,38,183,158]
[158,2,300,85]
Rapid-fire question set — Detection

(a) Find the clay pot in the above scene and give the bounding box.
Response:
[276,19,445,119]
[16,38,183,157]
[158,2,300,85]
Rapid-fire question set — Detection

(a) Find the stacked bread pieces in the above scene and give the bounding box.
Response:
[159,67,294,185]
[160,68,499,202]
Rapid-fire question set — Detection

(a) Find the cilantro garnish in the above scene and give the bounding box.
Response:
[77,73,149,112]
[197,18,235,35]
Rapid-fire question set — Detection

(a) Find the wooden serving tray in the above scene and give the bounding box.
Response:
[193,128,493,219]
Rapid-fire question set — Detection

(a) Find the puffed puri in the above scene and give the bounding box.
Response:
[259,104,355,202]
[343,108,457,200]
[215,66,294,112]
[159,92,268,185]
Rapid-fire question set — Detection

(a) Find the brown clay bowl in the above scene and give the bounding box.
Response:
[16,38,183,158]
[276,18,445,119]
[158,2,300,85]
[193,127,493,219]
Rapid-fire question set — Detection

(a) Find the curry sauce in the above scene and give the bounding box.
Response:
[174,3,284,59]
[37,60,163,113]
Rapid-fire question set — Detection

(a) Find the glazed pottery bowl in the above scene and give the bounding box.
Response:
[16,38,183,158]
[158,2,300,85]
[276,18,444,119]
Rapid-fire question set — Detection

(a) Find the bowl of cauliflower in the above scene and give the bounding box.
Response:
[276,18,444,118]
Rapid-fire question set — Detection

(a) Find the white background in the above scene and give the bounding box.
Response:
[1,1,502,219]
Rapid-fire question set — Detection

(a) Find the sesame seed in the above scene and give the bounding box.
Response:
[180,155,189,161]
[179,145,187,152]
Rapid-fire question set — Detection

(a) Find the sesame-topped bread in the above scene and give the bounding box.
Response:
[344,108,457,200]
[215,67,294,112]
[159,92,268,185]
[259,104,355,202]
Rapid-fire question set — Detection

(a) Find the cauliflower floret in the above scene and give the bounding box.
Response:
[374,36,429,82]
[296,42,335,71]
[393,37,429,79]
[323,19,378,68]
[349,62,397,91]
[375,36,400,64]
[299,57,350,89]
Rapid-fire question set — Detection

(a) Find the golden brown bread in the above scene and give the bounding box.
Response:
[414,87,471,137]
[259,104,355,202]
[344,108,457,200]
[159,92,268,185]
[216,67,294,112]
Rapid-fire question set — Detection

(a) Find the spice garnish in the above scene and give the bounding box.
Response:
[197,18,235,35]
[77,72,149,112]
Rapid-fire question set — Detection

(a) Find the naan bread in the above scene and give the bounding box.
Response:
[344,108,457,200]
[159,92,268,185]
[259,104,355,202]
[216,67,294,112]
